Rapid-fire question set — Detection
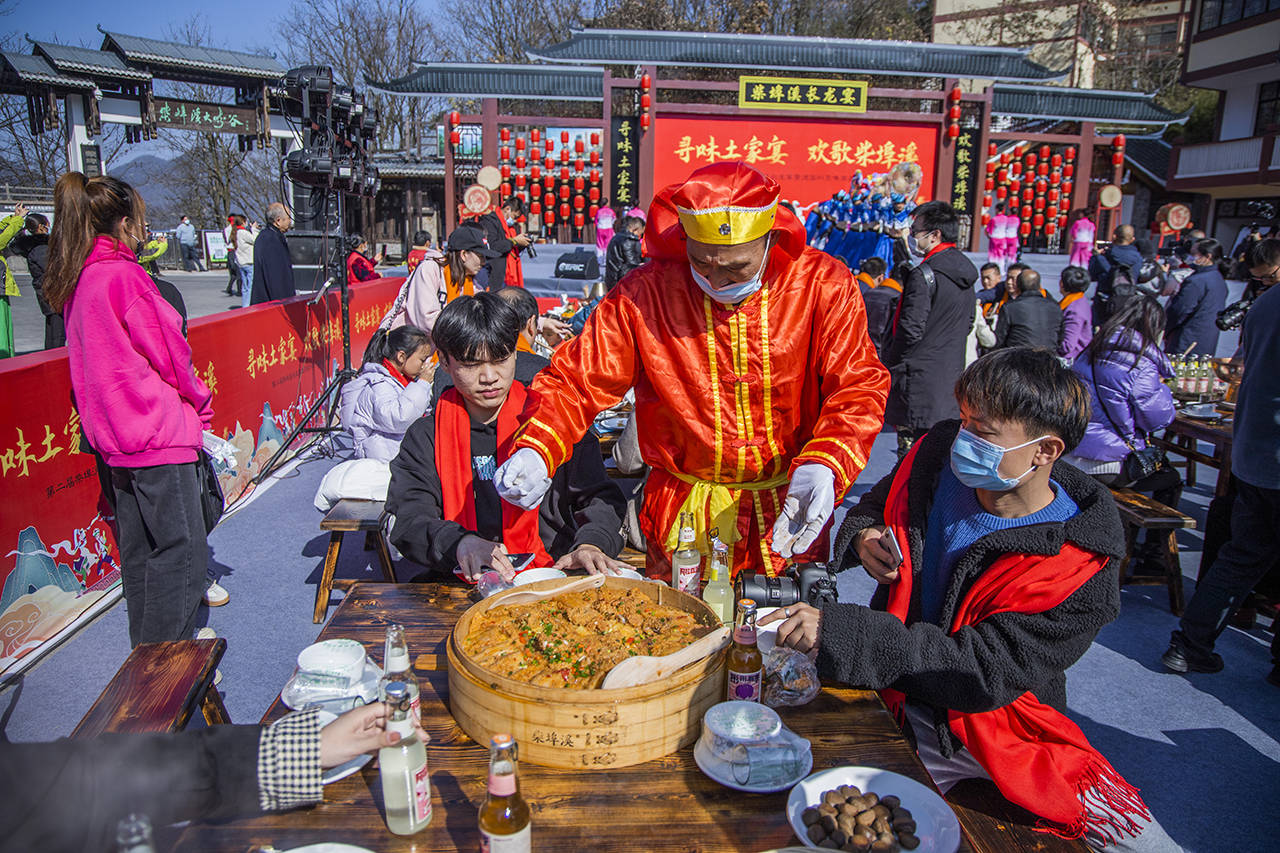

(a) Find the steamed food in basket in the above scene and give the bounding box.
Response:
[461,586,703,688]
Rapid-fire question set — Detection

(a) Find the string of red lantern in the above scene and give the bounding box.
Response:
[640,72,652,131]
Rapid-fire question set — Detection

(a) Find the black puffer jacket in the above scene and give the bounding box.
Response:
[993,289,1064,351]
[883,247,977,430]
[819,420,1123,757]
[604,230,643,290]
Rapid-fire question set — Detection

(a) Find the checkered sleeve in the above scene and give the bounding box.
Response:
[257,709,323,811]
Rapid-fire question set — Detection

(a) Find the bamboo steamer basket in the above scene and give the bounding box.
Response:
[447,576,726,769]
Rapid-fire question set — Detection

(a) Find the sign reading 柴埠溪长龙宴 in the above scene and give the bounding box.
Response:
[738,77,868,114]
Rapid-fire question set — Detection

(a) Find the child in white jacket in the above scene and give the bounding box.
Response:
[339,325,433,462]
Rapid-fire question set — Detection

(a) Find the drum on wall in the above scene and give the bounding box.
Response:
[1099,184,1123,209]
[463,183,493,214]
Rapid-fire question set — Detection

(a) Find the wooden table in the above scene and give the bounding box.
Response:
[173,584,1085,852]
[1151,412,1234,497]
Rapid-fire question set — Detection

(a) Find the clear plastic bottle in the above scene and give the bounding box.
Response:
[379,682,432,835]
[671,512,702,596]
[702,541,734,625]
[380,624,419,719]
[478,733,531,852]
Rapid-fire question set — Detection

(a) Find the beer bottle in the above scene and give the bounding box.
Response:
[479,733,531,852]
[671,512,702,596]
[725,599,763,702]
[379,682,432,835]
[380,623,419,718]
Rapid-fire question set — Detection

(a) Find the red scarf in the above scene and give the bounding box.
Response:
[381,359,410,387]
[434,381,553,574]
[879,440,1150,842]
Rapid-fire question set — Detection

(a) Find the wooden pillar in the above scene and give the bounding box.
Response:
[638,65,657,208]
[969,87,994,253]
[482,98,499,167]
[444,124,457,235]
[1073,121,1095,221]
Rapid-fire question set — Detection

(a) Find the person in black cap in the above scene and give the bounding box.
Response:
[443,224,499,302]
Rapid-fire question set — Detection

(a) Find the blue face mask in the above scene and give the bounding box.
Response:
[949,427,1047,491]
[690,238,770,304]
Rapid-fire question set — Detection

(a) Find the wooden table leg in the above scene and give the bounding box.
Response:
[1180,435,1196,488]
[314,531,344,624]
[1161,529,1185,615]
[374,532,397,583]
[202,685,232,725]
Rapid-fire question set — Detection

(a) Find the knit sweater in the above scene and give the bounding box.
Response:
[824,420,1123,758]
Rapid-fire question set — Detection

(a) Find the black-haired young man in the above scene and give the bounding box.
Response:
[476,196,532,289]
[763,347,1176,851]
[883,200,978,457]
[387,292,626,581]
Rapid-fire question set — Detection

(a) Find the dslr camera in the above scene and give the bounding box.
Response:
[734,562,838,609]
[1216,298,1252,331]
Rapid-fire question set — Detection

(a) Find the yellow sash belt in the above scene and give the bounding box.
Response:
[663,471,790,554]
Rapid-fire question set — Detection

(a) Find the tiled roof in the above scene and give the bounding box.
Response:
[992,85,1187,127]
[28,38,151,81]
[0,51,94,89]
[99,29,284,79]
[527,29,1066,82]
[1125,137,1174,183]
[372,63,605,100]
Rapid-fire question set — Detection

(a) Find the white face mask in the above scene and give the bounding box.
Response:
[689,238,771,304]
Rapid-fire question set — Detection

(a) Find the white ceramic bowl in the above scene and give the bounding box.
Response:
[612,567,644,581]
[512,567,568,586]
[296,639,366,688]
[786,766,962,852]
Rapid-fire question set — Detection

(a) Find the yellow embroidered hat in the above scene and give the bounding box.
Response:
[672,161,779,246]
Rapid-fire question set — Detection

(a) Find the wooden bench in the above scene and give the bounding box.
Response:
[73,639,230,738]
[316,498,396,623]
[1111,488,1196,615]
[947,778,1093,851]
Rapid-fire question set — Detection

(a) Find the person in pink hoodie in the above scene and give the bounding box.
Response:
[43,173,214,647]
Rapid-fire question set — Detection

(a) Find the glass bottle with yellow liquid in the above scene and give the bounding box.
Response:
[726,599,763,702]
[479,733,531,852]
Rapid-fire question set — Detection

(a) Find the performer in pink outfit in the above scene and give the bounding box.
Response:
[985,203,1019,274]
[1068,210,1096,268]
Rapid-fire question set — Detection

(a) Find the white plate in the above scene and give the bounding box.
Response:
[786,766,961,852]
[513,567,568,585]
[280,845,377,853]
[314,710,374,785]
[596,415,629,432]
[693,735,813,794]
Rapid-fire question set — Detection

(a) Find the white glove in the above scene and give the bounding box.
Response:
[771,464,837,559]
[494,448,552,510]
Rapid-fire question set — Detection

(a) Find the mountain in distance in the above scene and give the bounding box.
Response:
[110,154,182,226]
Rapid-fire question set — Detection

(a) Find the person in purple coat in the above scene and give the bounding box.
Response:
[1065,295,1181,565]
[1057,265,1093,361]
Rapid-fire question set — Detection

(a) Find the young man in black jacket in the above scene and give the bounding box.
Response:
[883,201,978,458]
[763,348,1175,851]
[993,267,1064,351]
[387,292,627,581]
[603,214,644,290]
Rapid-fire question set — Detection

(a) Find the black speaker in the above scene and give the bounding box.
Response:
[554,248,600,280]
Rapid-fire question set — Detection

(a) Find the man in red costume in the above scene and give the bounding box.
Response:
[494,161,889,576]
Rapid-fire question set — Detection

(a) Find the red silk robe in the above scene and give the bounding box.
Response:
[515,205,888,577]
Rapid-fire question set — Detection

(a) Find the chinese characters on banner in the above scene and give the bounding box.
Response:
[153,99,259,135]
[738,76,868,114]
[653,114,938,211]
[950,124,978,218]
[610,117,640,208]
[0,279,401,677]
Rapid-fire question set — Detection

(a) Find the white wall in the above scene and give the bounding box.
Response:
[1220,84,1260,141]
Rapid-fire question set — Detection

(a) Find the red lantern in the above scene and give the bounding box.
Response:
[449,129,460,146]
[1047,187,1060,202]
[983,194,993,208]
[987,142,998,156]
[516,155,527,170]
[589,168,600,183]
[559,185,570,200]
[1112,152,1124,166]
[500,164,511,179]
[544,157,554,171]
[1048,170,1061,186]
[560,131,569,144]
[995,187,1008,200]
[1046,205,1058,219]
[1039,144,1050,159]
[640,113,650,129]
[589,204,599,218]
[1063,163,1074,178]
[590,132,600,146]
[1033,213,1044,228]
[1058,214,1068,227]
[543,193,554,208]
[530,201,541,216]
[559,203,570,219]
[573,176,585,192]
[1026,153,1037,167]
[573,195,585,210]
[1022,188,1033,202]
[544,210,555,226]
[1010,179,1022,194]
[1035,179,1047,194]
[500,146,510,160]
[986,161,996,174]
[530,165,541,180]
[1051,154,1062,168]
[1062,181,1073,197]
[947,124,960,139]
[948,105,961,120]
[950,85,963,102]
[574,212,584,229]
[1021,205,1032,218]
[1038,163,1049,176]
[448,110,460,126]
[589,186,600,202]
[1000,152,1010,165]
[589,150,600,165]
[640,73,651,90]
[543,176,554,190]
[981,213,991,226]
[545,138,554,152]
[1034,197,1046,211]
[500,182,511,197]
[515,137,526,151]
[1014,144,1026,157]
[574,158,584,172]
[500,127,510,142]
[641,93,652,109]
[996,169,1008,183]
[984,178,995,192]
[560,148,570,163]
[1011,162,1022,176]
[1045,222,1057,236]
[558,167,569,181]
[1113,134,1126,148]
[1020,222,1031,237]
[531,129,541,143]
[1064,146,1075,161]
[515,174,527,188]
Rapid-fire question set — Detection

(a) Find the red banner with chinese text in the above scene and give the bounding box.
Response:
[0,278,401,676]
[653,114,938,211]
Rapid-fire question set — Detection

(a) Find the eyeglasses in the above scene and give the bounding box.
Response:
[1253,264,1280,284]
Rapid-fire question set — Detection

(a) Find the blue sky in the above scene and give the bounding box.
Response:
[5,0,292,53]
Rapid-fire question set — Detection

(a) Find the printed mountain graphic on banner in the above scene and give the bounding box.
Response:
[1,527,82,614]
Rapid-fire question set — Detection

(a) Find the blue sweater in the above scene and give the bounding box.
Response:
[920,466,1080,625]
